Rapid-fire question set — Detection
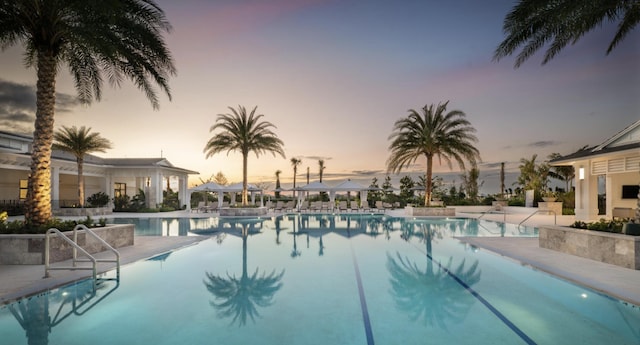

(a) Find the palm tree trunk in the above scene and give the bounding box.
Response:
[26,50,57,225]
[424,155,433,206]
[77,158,84,207]
[242,153,248,205]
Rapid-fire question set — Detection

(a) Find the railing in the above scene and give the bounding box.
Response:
[477,205,506,223]
[518,209,557,228]
[45,224,120,290]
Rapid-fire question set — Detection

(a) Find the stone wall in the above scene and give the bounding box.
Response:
[53,206,112,217]
[539,225,640,270]
[405,206,456,217]
[0,224,134,265]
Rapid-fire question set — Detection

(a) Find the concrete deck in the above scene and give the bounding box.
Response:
[1,209,639,307]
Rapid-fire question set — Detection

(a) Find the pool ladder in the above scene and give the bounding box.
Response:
[45,224,120,290]
[518,209,557,228]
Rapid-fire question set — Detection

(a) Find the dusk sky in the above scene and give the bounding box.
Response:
[0,0,638,193]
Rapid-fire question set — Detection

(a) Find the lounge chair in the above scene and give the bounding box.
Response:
[361,201,371,213]
[349,201,359,212]
[195,201,206,213]
[321,202,330,212]
[299,201,310,212]
[275,201,285,212]
[375,201,384,212]
[206,201,218,212]
[285,201,295,212]
[338,201,347,212]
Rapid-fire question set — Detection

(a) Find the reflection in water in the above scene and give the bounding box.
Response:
[204,221,284,326]
[388,222,481,329]
[8,279,118,345]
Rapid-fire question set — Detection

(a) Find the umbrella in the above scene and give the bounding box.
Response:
[190,181,226,192]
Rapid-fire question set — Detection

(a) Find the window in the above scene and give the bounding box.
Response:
[19,179,27,200]
[114,183,126,197]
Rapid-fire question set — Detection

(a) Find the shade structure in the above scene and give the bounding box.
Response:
[299,181,332,192]
[330,180,366,192]
[190,181,226,192]
[225,182,263,205]
[296,182,331,210]
[329,180,367,208]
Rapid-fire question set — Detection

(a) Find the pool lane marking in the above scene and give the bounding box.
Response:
[425,251,537,345]
[350,243,375,345]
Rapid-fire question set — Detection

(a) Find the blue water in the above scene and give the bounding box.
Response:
[1,215,638,344]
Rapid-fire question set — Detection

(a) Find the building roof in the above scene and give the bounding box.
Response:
[550,120,640,165]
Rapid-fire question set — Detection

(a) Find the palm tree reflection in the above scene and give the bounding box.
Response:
[388,223,481,329]
[204,221,284,326]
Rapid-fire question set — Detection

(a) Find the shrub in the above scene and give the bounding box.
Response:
[87,192,110,207]
[570,218,625,233]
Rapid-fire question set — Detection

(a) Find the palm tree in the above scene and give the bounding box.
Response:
[204,105,285,206]
[274,170,282,199]
[290,157,302,198]
[0,0,176,225]
[548,153,575,192]
[387,101,480,206]
[517,154,550,194]
[318,159,326,182]
[494,0,638,67]
[53,126,112,207]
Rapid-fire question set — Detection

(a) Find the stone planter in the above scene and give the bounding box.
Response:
[405,206,455,217]
[542,197,557,202]
[539,225,640,270]
[0,224,134,265]
[53,206,112,217]
[219,207,268,217]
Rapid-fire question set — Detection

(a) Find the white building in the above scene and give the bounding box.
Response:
[550,120,640,221]
[0,130,198,212]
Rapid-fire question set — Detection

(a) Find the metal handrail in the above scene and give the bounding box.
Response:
[518,209,556,228]
[44,225,121,290]
[477,205,507,223]
[45,228,98,289]
[72,224,120,279]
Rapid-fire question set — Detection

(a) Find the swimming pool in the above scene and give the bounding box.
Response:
[1,215,638,344]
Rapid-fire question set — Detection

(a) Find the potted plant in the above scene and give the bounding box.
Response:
[542,190,557,202]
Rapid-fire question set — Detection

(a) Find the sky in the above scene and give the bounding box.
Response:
[0,0,638,194]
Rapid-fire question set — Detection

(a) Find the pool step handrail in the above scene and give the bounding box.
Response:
[477,205,506,223]
[44,225,120,290]
[518,209,556,228]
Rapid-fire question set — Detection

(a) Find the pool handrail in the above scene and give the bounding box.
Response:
[518,209,556,228]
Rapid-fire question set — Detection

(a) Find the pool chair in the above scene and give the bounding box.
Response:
[275,201,285,212]
[206,201,218,213]
[321,202,330,212]
[361,201,371,213]
[299,202,310,212]
[285,201,296,212]
[194,201,206,213]
[349,201,359,212]
[311,201,321,212]
[338,201,347,212]
[375,201,384,212]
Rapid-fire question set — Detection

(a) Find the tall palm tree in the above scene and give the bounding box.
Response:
[53,126,112,207]
[494,0,639,67]
[274,170,282,199]
[318,159,326,182]
[0,0,176,225]
[290,157,302,198]
[204,105,285,206]
[387,101,480,206]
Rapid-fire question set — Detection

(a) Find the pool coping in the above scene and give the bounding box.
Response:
[455,236,640,307]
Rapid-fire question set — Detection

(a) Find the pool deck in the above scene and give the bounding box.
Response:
[2,210,639,307]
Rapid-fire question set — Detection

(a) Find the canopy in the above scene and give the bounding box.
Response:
[225,182,262,192]
[299,181,332,191]
[330,180,366,191]
[189,181,226,192]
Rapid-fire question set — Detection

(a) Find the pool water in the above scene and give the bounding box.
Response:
[1,215,638,344]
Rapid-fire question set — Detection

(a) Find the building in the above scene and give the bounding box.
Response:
[550,120,640,221]
[0,130,198,213]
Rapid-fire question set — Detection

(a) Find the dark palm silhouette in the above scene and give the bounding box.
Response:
[387,224,481,329]
[204,222,284,326]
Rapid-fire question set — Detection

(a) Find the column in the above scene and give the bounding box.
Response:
[574,164,599,221]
